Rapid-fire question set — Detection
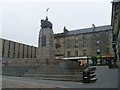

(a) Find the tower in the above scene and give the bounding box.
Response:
[37,16,55,64]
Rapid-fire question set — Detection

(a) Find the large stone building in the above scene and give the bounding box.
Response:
[1,24,113,60]
[54,25,113,59]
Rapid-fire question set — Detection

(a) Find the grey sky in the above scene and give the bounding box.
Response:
[1,0,112,47]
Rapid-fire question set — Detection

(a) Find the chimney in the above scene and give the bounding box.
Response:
[92,24,95,31]
[63,26,68,34]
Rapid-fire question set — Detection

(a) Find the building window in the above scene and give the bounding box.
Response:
[96,40,99,44]
[60,38,63,42]
[55,44,61,49]
[106,39,109,45]
[96,40,100,46]
[83,35,85,39]
[75,36,78,40]
[106,31,109,35]
[18,53,19,58]
[96,33,99,38]
[75,50,78,56]
[75,42,78,48]
[83,50,86,56]
[97,49,100,55]
[67,37,70,41]
[106,48,109,54]
[67,43,70,49]
[67,51,70,57]
[83,41,86,47]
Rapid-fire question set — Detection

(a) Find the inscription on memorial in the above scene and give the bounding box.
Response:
[41,35,46,46]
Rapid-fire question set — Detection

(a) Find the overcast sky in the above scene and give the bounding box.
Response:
[1,0,113,47]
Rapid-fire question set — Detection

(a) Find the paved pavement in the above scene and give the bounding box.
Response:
[2,78,56,88]
[2,66,118,88]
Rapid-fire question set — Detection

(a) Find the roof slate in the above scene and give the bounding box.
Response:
[54,25,112,37]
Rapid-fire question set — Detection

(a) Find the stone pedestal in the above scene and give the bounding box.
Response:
[37,28,55,64]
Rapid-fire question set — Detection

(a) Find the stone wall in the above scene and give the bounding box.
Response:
[5,58,62,66]
[1,38,37,59]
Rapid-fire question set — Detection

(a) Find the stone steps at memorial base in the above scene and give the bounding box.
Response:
[23,74,82,78]
[25,70,82,75]
[23,76,83,82]
[22,73,82,82]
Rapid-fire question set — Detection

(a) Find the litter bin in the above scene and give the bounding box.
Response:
[83,70,90,83]
[83,67,97,83]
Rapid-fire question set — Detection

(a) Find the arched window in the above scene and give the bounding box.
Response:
[55,44,61,49]
[75,42,78,48]
[75,50,78,56]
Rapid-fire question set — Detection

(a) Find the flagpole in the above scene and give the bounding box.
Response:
[46,8,49,18]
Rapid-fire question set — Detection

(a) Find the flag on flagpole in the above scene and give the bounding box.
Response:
[46,8,49,12]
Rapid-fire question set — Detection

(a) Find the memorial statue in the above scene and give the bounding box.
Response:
[40,8,52,29]
[41,16,52,29]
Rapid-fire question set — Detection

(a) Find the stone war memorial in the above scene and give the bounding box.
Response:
[37,16,55,64]
[2,12,85,83]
